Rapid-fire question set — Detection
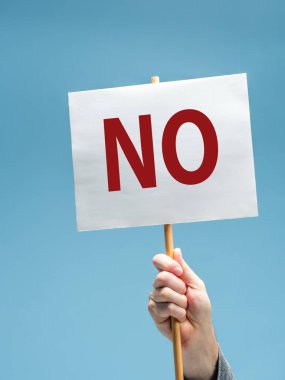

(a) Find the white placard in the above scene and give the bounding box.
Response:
[68,73,258,231]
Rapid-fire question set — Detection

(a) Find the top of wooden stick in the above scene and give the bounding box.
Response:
[151,76,160,83]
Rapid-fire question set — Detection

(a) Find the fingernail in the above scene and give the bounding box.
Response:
[175,248,182,257]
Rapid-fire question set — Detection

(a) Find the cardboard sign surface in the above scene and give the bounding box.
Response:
[68,73,258,231]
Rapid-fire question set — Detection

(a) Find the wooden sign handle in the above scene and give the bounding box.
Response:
[164,224,184,380]
[151,76,184,380]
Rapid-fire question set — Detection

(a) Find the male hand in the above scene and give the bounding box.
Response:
[148,248,219,380]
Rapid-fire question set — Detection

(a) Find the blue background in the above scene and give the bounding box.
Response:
[1,1,284,379]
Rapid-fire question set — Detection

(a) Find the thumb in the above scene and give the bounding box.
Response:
[173,248,203,288]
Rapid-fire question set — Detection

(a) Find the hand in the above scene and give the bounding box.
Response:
[148,248,219,380]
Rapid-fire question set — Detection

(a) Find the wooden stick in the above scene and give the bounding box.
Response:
[164,224,184,380]
[151,75,184,380]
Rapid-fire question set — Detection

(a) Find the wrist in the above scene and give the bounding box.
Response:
[182,325,219,380]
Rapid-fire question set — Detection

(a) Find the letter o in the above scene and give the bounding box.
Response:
[162,109,218,185]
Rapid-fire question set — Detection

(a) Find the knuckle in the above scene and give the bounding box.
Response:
[179,309,186,322]
[177,282,186,294]
[154,274,162,286]
[167,303,175,313]
[179,307,186,317]
[182,294,188,307]
[158,271,168,282]
[160,287,170,299]
[148,300,154,312]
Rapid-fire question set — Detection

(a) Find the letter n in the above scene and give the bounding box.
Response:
[103,115,156,191]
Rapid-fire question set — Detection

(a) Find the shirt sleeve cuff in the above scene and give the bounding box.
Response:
[217,346,235,380]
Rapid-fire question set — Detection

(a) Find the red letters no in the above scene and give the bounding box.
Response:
[162,109,218,185]
[104,115,156,191]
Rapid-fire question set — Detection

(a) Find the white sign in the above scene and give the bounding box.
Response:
[68,73,258,231]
